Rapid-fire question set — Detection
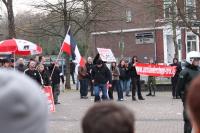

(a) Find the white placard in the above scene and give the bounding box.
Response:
[97,48,116,62]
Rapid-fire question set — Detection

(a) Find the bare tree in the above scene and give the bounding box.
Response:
[2,0,16,38]
[176,0,200,37]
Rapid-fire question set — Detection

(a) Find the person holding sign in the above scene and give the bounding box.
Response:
[129,56,145,101]
[170,58,182,99]
[146,58,156,97]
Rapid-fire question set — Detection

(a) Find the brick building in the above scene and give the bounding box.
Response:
[90,0,200,63]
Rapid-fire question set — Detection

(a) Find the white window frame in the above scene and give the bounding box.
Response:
[186,32,199,53]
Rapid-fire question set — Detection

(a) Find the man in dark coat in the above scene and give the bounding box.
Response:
[177,51,200,133]
[49,62,65,104]
[91,60,112,102]
[170,58,182,99]
[24,60,42,85]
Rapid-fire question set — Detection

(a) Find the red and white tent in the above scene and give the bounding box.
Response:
[0,39,42,56]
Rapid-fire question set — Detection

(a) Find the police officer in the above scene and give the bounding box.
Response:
[177,51,200,133]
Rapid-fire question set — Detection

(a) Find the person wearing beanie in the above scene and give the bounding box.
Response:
[0,70,48,133]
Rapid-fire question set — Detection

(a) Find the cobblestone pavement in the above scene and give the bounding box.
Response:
[48,90,184,133]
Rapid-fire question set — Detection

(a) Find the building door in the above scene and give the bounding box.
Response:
[166,35,175,63]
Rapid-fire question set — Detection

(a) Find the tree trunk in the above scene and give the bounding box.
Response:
[172,25,178,59]
[2,0,16,38]
[83,0,90,57]
[172,1,178,59]
[63,0,71,89]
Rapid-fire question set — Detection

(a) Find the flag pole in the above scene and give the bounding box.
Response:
[50,26,71,79]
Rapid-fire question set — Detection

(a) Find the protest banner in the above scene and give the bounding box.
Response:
[97,48,116,62]
[135,63,177,77]
[42,86,55,113]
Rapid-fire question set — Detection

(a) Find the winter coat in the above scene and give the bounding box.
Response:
[24,69,42,85]
[176,62,200,103]
[91,64,112,85]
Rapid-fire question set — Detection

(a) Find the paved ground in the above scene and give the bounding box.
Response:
[48,90,184,133]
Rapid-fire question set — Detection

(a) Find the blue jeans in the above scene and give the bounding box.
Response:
[112,80,123,100]
[79,79,88,97]
[94,84,108,102]
[120,79,131,96]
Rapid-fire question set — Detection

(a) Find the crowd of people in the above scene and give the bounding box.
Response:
[1,51,200,133]
[0,56,64,105]
[75,55,183,102]
[1,70,200,133]
[75,56,147,102]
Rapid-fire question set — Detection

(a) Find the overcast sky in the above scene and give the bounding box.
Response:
[1,0,57,15]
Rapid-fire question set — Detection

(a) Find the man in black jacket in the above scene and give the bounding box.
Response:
[177,51,200,133]
[49,62,65,104]
[24,60,42,85]
[91,60,112,102]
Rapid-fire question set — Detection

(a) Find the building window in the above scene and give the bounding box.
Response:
[164,0,173,19]
[186,0,196,19]
[135,32,154,44]
[187,35,197,53]
[126,9,132,22]
[164,0,177,19]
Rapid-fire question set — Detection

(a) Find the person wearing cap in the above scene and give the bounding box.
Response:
[0,70,48,133]
[91,59,112,102]
[177,51,200,133]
